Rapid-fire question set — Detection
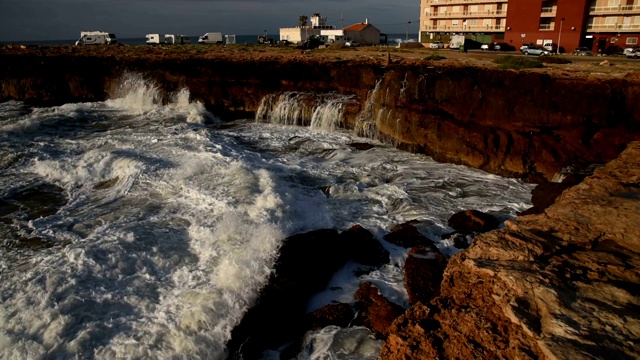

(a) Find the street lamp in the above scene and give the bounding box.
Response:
[406,21,411,42]
[557,17,565,55]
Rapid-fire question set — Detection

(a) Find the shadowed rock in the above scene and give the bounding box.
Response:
[383,221,437,249]
[227,229,349,359]
[340,224,390,267]
[404,245,448,305]
[447,210,499,233]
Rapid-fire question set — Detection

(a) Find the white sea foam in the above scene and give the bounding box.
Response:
[0,85,534,359]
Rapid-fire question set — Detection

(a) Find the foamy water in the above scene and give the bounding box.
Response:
[0,75,534,359]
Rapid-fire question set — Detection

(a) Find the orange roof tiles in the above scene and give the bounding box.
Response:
[343,23,369,31]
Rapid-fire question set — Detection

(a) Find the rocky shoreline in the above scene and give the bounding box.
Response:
[1,45,639,359]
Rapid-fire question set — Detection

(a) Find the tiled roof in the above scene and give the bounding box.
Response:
[343,23,369,31]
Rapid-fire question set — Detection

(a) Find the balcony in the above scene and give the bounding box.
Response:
[589,4,640,15]
[425,0,507,4]
[539,23,555,31]
[424,10,507,18]
[540,6,556,17]
[587,23,640,32]
[423,24,505,32]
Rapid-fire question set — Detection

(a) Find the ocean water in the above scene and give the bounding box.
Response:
[0,73,534,359]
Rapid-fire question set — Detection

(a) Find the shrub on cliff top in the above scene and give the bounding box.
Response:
[541,56,572,64]
[494,56,544,69]
[424,53,446,61]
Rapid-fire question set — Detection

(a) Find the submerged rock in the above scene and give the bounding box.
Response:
[383,221,437,249]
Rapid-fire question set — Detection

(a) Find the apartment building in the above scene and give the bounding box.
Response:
[419,0,509,45]
[420,0,640,53]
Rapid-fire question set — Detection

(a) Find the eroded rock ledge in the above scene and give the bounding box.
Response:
[381,141,640,359]
[1,47,640,182]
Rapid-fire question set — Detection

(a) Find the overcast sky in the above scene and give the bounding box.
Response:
[0,0,420,41]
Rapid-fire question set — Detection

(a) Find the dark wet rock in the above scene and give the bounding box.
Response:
[6,183,67,220]
[93,176,120,190]
[348,142,375,151]
[227,229,349,359]
[353,281,405,338]
[442,231,472,250]
[447,210,499,233]
[404,245,448,305]
[340,225,390,267]
[0,199,19,217]
[319,185,332,197]
[383,221,437,249]
[519,171,591,215]
[305,303,355,330]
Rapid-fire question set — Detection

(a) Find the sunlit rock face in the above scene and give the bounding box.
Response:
[2,47,640,181]
[381,141,640,360]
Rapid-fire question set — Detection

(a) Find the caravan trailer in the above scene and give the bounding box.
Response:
[165,34,191,44]
[75,31,118,45]
[146,34,164,45]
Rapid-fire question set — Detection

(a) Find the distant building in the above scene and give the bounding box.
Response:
[279,13,335,43]
[342,20,381,45]
[279,14,382,45]
[419,0,640,54]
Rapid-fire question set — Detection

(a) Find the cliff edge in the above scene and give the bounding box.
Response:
[381,141,640,359]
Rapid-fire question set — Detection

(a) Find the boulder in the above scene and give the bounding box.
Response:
[447,210,499,233]
[383,221,437,249]
[442,231,471,250]
[227,229,348,359]
[340,224,390,266]
[404,245,448,305]
[353,281,405,338]
[305,303,355,330]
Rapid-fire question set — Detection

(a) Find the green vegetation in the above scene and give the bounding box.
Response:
[541,56,572,64]
[424,53,446,61]
[494,56,544,69]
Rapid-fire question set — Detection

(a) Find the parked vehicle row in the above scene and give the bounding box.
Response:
[571,47,593,56]
[627,48,640,59]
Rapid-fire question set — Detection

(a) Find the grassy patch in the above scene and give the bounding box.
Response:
[541,56,572,64]
[494,56,544,69]
[424,53,446,61]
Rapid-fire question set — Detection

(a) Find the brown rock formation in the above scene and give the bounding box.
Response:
[447,209,500,233]
[404,245,448,305]
[381,141,640,359]
[353,281,405,339]
[2,47,639,181]
[383,221,437,249]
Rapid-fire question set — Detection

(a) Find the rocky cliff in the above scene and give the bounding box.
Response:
[1,46,640,182]
[381,140,640,359]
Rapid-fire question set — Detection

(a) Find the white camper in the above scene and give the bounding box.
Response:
[449,34,465,49]
[165,34,191,44]
[75,31,118,45]
[146,34,164,45]
[198,32,223,44]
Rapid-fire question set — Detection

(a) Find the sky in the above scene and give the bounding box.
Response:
[0,0,420,41]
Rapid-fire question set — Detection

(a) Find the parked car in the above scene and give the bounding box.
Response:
[429,41,444,49]
[520,42,536,53]
[572,47,594,56]
[624,47,639,55]
[627,48,640,59]
[522,46,550,56]
[481,42,503,51]
[345,41,359,47]
[543,42,558,52]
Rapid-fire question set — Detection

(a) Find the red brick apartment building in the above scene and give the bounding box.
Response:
[420,0,640,53]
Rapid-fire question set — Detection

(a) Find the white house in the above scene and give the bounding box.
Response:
[343,20,381,45]
[279,13,335,43]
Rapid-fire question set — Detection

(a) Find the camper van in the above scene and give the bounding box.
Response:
[75,31,117,45]
[165,34,191,45]
[146,34,164,45]
[198,32,223,44]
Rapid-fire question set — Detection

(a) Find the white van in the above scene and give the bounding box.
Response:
[165,35,191,44]
[198,32,223,44]
[75,31,117,45]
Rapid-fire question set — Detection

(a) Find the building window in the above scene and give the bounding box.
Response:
[608,0,620,5]
[452,19,459,26]
[627,37,638,45]
[469,19,477,26]
[483,19,492,27]
[439,6,447,13]
[605,16,617,25]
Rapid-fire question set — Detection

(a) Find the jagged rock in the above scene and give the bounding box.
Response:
[442,231,472,249]
[348,142,375,151]
[339,224,390,266]
[379,303,441,359]
[381,141,640,359]
[383,221,437,249]
[305,303,355,330]
[447,209,499,233]
[404,245,448,305]
[227,229,348,359]
[353,281,405,338]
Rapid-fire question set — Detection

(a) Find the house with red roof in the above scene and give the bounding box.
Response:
[343,20,381,45]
